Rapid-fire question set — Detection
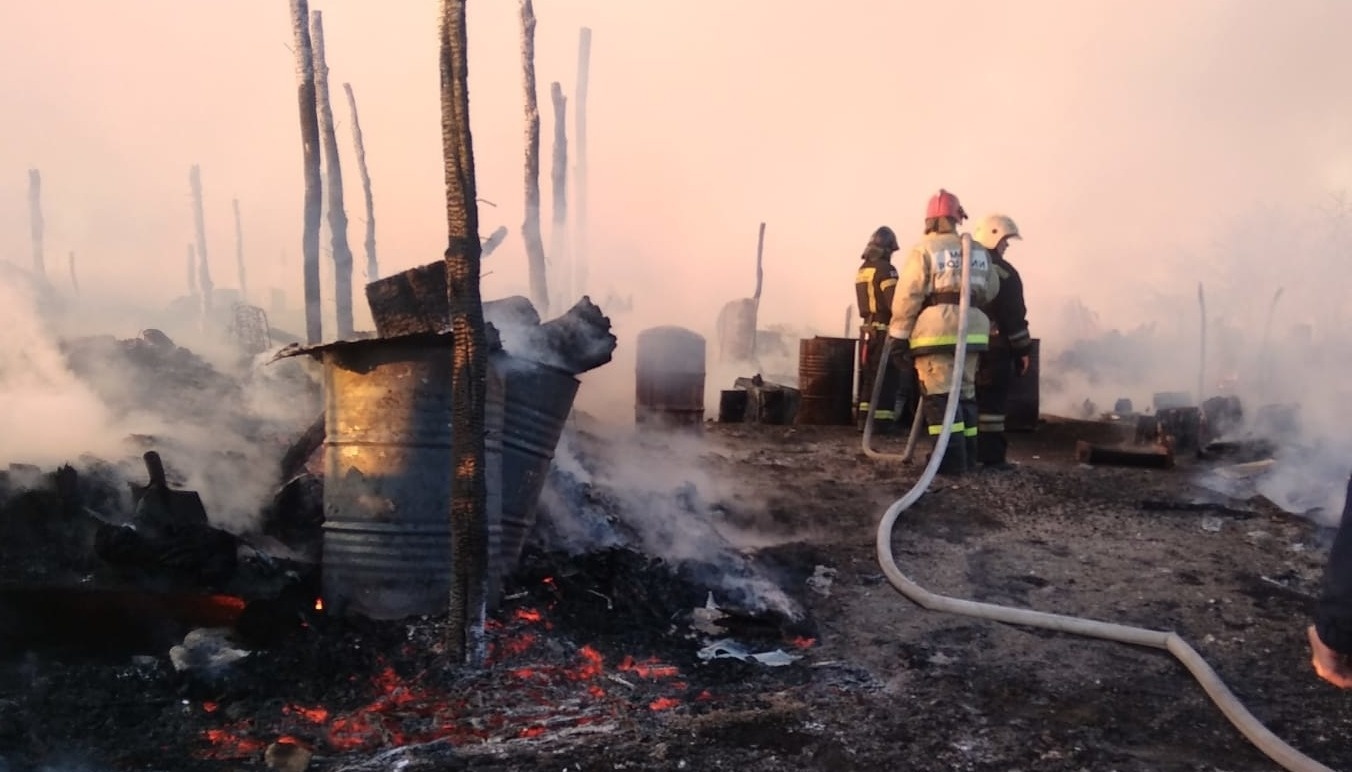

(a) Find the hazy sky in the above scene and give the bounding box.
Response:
[4,0,1351,343]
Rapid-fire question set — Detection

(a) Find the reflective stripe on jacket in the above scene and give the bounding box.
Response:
[888,232,1000,355]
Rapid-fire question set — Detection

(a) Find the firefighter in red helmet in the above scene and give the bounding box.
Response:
[886,189,1000,475]
[855,226,902,432]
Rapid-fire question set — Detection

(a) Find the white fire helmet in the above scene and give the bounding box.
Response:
[973,214,1021,251]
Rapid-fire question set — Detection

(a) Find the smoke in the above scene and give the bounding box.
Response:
[0,269,319,535]
[535,422,803,620]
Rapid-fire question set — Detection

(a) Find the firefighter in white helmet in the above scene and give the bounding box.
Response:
[972,213,1034,470]
[887,189,1000,475]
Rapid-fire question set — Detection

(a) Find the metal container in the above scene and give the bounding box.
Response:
[1006,338,1041,432]
[492,352,580,571]
[797,336,855,425]
[635,326,706,428]
[317,334,504,621]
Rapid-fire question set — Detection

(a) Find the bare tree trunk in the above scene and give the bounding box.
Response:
[27,169,46,282]
[233,198,247,303]
[189,164,214,322]
[519,0,549,317]
[311,10,356,339]
[573,28,591,298]
[68,251,78,295]
[187,244,199,298]
[440,0,488,665]
[548,82,568,306]
[342,82,379,283]
[291,0,323,344]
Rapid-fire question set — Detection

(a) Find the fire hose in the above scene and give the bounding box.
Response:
[864,235,1332,772]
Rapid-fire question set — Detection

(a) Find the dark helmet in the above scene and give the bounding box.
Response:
[868,226,900,254]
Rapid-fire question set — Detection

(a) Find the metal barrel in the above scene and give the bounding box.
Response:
[491,352,580,573]
[1006,338,1041,432]
[796,336,855,425]
[319,335,504,621]
[635,326,706,429]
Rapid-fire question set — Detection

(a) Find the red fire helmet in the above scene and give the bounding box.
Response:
[925,189,968,222]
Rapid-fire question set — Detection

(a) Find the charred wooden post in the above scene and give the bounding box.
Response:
[519,0,549,316]
[186,244,199,298]
[481,225,509,257]
[290,0,324,344]
[27,169,46,282]
[232,198,247,303]
[68,251,78,296]
[189,165,214,319]
[573,27,592,298]
[548,81,568,303]
[311,10,356,339]
[341,83,379,283]
[1075,440,1174,469]
[440,0,490,664]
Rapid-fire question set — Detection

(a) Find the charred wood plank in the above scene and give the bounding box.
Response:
[1076,441,1174,469]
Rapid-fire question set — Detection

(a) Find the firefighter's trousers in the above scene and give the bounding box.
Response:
[975,346,1017,466]
[857,326,902,428]
[914,352,979,475]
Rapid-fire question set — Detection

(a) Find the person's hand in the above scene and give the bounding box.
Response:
[1015,355,1031,377]
[1308,625,1352,688]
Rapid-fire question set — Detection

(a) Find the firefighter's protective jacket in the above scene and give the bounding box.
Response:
[888,232,1000,355]
[984,256,1032,354]
[855,248,899,330]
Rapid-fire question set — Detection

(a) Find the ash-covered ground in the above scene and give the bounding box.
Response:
[0,413,1349,772]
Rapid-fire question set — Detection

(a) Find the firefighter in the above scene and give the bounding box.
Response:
[855,226,902,432]
[1309,470,1352,688]
[887,189,1000,475]
[972,213,1034,470]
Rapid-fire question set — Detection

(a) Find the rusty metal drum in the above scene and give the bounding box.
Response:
[796,336,855,425]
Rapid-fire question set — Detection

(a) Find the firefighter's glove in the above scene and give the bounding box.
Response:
[1015,354,1031,377]
[888,337,911,367]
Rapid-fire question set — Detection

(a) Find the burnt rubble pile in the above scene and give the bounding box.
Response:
[60,329,244,420]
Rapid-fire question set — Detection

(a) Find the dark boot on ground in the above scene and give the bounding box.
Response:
[922,396,967,476]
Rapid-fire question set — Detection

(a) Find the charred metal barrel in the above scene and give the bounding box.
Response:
[635,326,706,428]
[796,336,855,425]
[493,353,580,571]
[1006,338,1041,432]
[317,334,504,621]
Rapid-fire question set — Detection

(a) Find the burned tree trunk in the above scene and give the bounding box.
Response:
[68,252,78,296]
[233,198,247,303]
[342,82,379,283]
[519,0,549,317]
[440,0,489,665]
[311,10,356,339]
[548,81,568,305]
[291,0,323,344]
[27,169,46,282]
[189,165,214,319]
[573,27,591,298]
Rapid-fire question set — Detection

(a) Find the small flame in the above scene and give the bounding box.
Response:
[649,697,681,711]
[313,598,324,612]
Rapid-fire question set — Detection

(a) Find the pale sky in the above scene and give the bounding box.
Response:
[4,0,1351,345]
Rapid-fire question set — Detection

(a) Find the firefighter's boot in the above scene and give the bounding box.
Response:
[961,400,981,472]
[922,395,967,476]
[976,411,1012,469]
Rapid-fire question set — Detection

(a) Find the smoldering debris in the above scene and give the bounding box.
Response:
[530,423,806,624]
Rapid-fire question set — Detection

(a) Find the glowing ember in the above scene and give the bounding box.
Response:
[198,606,711,758]
[790,636,816,649]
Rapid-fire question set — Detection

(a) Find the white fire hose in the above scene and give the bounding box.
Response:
[866,235,1332,772]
